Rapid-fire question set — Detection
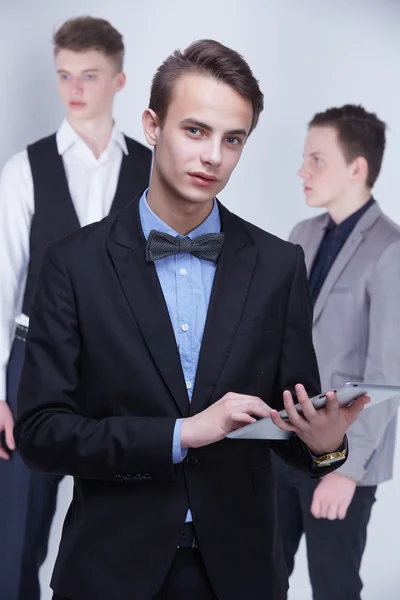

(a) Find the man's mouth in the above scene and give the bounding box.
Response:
[190,172,218,182]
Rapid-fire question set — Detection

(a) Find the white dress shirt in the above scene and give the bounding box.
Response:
[0,119,128,399]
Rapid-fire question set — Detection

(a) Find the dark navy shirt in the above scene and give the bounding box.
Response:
[309,198,375,304]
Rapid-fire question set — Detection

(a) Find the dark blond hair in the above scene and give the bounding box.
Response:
[53,16,124,72]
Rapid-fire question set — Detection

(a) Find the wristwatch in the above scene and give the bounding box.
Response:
[311,436,348,468]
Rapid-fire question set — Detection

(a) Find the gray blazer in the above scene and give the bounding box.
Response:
[290,203,400,485]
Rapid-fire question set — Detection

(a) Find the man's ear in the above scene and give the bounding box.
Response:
[351,156,369,186]
[142,109,160,147]
[115,72,126,93]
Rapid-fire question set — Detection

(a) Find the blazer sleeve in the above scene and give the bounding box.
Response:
[336,240,400,481]
[270,244,346,477]
[14,242,178,483]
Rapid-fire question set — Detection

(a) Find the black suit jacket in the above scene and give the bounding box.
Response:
[15,197,337,600]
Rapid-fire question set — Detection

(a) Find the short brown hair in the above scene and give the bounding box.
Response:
[53,16,124,72]
[309,104,387,188]
[149,39,264,134]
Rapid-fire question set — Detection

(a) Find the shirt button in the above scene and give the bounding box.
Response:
[181,323,189,332]
[179,268,187,276]
[186,381,192,390]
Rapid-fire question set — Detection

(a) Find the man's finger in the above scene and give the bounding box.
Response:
[324,391,340,414]
[0,447,10,460]
[310,494,321,518]
[327,503,339,521]
[245,400,272,419]
[295,384,318,423]
[320,501,330,519]
[337,501,349,520]
[5,422,16,451]
[270,410,297,432]
[344,395,370,421]
[230,412,257,426]
[281,391,307,428]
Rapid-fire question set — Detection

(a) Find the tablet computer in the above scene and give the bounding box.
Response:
[225,382,400,440]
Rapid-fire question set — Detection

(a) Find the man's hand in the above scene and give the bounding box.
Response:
[270,383,370,455]
[0,402,15,460]
[181,392,273,448]
[311,472,357,520]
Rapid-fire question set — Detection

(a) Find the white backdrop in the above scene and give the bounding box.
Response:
[1,1,399,598]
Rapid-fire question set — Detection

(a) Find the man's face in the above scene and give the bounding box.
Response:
[149,72,253,205]
[298,126,355,209]
[55,49,125,122]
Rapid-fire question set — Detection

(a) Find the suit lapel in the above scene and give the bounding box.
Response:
[312,204,381,325]
[190,204,258,415]
[300,215,329,276]
[108,196,189,416]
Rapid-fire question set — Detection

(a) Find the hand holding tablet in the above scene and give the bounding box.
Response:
[226,382,400,440]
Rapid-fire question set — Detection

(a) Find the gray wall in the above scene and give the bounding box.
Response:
[1,1,399,598]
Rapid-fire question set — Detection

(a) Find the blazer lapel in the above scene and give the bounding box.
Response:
[108,196,189,416]
[300,215,329,276]
[313,203,381,325]
[190,203,258,415]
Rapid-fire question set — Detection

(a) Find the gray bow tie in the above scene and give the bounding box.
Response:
[145,230,224,263]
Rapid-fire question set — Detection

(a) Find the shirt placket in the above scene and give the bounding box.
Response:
[176,252,194,401]
[86,152,111,225]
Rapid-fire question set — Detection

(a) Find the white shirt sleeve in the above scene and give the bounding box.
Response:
[0,150,33,400]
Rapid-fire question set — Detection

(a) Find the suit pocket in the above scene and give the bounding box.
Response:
[236,318,277,336]
[330,285,354,294]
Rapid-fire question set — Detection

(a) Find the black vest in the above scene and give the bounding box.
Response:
[23,133,152,316]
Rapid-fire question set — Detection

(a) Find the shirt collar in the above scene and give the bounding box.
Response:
[326,197,375,236]
[139,189,221,240]
[56,118,128,156]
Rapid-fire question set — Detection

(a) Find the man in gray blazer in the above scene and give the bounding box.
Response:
[273,104,400,600]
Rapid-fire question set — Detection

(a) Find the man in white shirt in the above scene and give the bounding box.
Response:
[0,16,152,600]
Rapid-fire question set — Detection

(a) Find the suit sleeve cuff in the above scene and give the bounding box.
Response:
[172,418,188,464]
[335,455,364,482]
[308,436,348,460]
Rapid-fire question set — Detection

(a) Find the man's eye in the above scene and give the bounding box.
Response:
[227,137,241,145]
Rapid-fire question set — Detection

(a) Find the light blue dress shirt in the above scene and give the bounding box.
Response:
[139,190,221,522]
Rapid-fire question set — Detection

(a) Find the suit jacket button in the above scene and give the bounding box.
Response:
[135,473,143,481]
[186,456,199,466]
[113,475,123,482]
[143,473,152,481]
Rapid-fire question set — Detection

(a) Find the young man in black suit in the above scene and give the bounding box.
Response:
[15,40,368,600]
